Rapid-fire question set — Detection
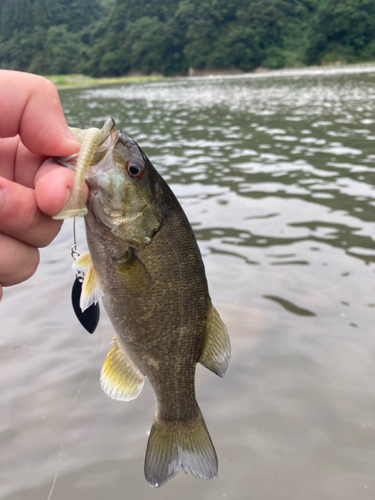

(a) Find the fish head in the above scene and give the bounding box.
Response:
[85,125,163,246]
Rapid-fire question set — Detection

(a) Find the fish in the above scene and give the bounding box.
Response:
[55,118,231,487]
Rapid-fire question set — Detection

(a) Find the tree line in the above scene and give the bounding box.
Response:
[0,0,375,77]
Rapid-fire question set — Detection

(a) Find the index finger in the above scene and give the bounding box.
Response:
[0,70,80,157]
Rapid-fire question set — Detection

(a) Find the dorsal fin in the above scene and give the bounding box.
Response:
[199,303,231,378]
[100,339,145,401]
[72,253,101,312]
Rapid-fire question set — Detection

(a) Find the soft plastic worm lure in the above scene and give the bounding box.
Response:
[53,118,115,219]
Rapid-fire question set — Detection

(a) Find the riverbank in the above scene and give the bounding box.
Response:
[46,63,375,89]
[45,74,164,89]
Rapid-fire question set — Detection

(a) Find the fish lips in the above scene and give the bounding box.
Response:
[56,123,119,174]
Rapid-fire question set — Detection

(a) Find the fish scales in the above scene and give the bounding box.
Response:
[56,118,230,487]
[85,186,207,422]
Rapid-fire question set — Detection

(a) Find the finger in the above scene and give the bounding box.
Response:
[0,176,63,248]
[14,138,46,188]
[34,159,89,217]
[0,70,80,157]
[0,232,39,287]
[0,137,47,187]
[0,137,20,181]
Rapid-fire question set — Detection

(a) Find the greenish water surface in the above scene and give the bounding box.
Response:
[2,66,375,499]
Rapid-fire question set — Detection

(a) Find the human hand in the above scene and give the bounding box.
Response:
[0,70,86,300]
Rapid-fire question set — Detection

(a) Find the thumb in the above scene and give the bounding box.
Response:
[0,70,80,157]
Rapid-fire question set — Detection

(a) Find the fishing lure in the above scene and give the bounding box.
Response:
[70,218,100,334]
[53,120,113,333]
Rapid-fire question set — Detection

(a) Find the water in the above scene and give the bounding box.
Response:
[2,66,375,499]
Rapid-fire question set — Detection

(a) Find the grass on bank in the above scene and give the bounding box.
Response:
[45,74,164,88]
[46,62,375,89]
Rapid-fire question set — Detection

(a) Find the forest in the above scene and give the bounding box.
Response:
[0,0,375,76]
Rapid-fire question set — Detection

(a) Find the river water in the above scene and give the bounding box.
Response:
[2,66,375,499]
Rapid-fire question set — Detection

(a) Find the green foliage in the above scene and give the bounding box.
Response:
[128,17,170,73]
[33,0,49,28]
[0,0,374,76]
[306,0,375,64]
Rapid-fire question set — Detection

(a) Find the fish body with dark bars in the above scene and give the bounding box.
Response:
[54,118,231,487]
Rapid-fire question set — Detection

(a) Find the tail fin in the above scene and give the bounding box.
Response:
[144,408,218,487]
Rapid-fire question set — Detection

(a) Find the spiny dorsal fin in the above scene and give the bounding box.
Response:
[72,253,101,312]
[199,303,231,378]
[100,339,145,401]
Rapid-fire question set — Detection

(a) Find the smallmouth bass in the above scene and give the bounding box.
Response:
[55,118,231,487]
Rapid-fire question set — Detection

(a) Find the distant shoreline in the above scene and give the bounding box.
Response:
[46,74,165,89]
[48,63,375,89]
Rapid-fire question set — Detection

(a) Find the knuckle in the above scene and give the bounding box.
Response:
[0,180,57,248]
[40,78,59,102]
[19,247,40,282]
[0,236,40,287]
[40,77,56,93]
[37,220,62,248]
[5,250,40,286]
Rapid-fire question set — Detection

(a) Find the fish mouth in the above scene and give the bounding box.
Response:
[56,130,118,173]
[52,118,118,220]
[90,193,154,243]
[91,195,144,236]
[55,117,117,169]
[56,153,79,170]
[93,195,145,225]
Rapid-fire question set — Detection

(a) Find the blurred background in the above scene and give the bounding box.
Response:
[1,0,375,77]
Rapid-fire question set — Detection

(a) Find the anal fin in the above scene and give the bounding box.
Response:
[100,339,145,401]
[199,303,231,378]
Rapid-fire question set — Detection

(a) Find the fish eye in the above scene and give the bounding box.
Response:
[126,162,144,179]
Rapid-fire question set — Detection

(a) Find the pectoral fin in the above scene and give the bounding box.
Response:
[100,339,145,401]
[72,253,101,312]
[199,303,231,378]
[72,252,92,273]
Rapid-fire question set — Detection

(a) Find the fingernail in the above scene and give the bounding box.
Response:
[64,126,78,142]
